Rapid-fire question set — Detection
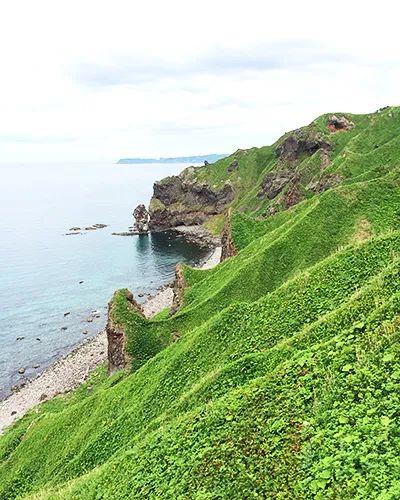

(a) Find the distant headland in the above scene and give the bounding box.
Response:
[116,154,228,164]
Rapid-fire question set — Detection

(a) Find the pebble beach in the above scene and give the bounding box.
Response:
[0,247,221,433]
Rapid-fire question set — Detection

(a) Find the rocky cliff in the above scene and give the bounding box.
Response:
[106,290,143,375]
[147,113,364,238]
[148,168,234,231]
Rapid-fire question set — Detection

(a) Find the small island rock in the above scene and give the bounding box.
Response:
[133,204,149,234]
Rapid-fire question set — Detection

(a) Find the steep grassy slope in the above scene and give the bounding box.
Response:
[1,109,400,499]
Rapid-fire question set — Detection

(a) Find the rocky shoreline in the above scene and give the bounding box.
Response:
[142,246,221,317]
[0,247,222,433]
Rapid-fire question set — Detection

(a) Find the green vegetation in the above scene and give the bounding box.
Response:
[1,108,400,499]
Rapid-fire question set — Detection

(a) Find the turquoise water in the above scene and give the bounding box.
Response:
[0,162,208,398]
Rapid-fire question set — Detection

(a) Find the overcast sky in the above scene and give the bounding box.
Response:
[0,0,398,163]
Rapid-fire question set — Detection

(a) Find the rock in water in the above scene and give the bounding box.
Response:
[132,204,149,234]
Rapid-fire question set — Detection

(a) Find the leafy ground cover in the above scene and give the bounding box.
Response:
[1,109,400,499]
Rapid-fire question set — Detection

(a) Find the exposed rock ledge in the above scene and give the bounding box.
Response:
[174,225,221,249]
[148,171,234,231]
[108,247,222,373]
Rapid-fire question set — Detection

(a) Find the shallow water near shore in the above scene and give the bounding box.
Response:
[0,162,208,399]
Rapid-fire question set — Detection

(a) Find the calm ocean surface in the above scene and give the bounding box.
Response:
[0,162,208,398]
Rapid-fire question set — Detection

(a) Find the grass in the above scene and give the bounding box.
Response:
[1,108,400,499]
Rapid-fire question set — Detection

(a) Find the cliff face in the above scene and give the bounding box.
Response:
[147,113,365,235]
[106,290,144,375]
[148,172,234,231]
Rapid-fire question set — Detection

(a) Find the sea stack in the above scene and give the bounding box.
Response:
[133,204,149,234]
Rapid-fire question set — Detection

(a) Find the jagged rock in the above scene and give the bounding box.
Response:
[16,337,24,341]
[69,227,81,231]
[82,330,88,334]
[39,393,47,401]
[307,173,344,193]
[149,176,234,231]
[220,212,238,261]
[227,158,239,172]
[262,205,279,217]
[33,364,40,369]
[112,231,136,236]
[85,227,97,231]
[283,181,302,209]
[107,290,143,375]
[327,115,355,132]
[174,225,221,249]
[376,106,389,113]
[132,204,149,234]
[275,135,332,161]
[18,368,25,374]
[93,223,107,228]
[87,316,93,323]
[258,168,294,200]
[170,263,188,316]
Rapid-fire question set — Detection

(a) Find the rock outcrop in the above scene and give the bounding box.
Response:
[327,115,355,132]
[227,158,239,172]
[275,134,332,162]
[170,263,188,316]
[174,225,221,249]
[220,212,238,261]
[307,173,344,194]
[257,127,335,207]
[106,290,144,375]
[258,168,295,200]
[148,174,234,231]
[133,204,149,234]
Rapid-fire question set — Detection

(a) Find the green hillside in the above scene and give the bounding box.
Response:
[1,108,400,499]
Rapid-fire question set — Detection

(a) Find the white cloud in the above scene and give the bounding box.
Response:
[0,0,398,162]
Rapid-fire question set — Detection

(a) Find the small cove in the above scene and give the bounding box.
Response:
[0,162,208,398]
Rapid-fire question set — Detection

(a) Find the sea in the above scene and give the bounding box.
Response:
[0,162,209,398]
